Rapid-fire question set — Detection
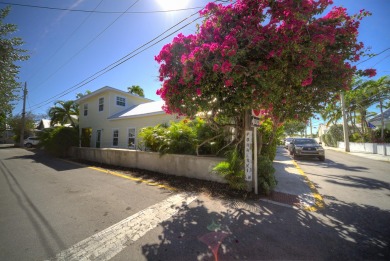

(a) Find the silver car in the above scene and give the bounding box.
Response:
[24,137,40,148]
[284,137,294,149]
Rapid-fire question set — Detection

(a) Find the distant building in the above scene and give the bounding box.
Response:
[368,108,390,130]
[318,124,329,142]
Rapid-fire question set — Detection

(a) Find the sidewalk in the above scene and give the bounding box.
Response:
[263,145,390,211]
[261,147,322,211]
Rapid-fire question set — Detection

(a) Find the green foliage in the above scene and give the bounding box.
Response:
[283,120,306,136]
[373,128,390,143]
[212,149,246,190]
[323,124,344,147]
[138,124,167,152]
[8,113,36,143]
[38,127,78,157]
[160,120,197,155]
[257,155,276,196]
[48,100,79,127]
[138,118,225,155]
[258,118,284,161]
[0,7,29,129]
[349,132,364,142]
[127,85,145,97]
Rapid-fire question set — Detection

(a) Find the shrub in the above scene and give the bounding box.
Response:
[212,149,246,190]
[138,118,225,155]
[326,124,344,147]
[161,120,197,155]
[372,128,390,143]
[257,155,277,195]
[138,124,168,152]
[258,118,284,161]
[38,126,78,157]
[349,132,364,142]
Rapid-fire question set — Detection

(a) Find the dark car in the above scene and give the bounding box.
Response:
[288,138,325,161]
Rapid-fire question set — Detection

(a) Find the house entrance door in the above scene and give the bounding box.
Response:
[96,130,101,148]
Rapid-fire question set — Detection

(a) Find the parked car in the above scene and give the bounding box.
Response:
[288,138,325,161]
[24,137,40,148]
[284,137,294,148]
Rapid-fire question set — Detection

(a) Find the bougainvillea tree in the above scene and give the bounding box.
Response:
[155,0,375,152]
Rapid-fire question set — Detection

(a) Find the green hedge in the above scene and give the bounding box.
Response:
[38,127,78,157]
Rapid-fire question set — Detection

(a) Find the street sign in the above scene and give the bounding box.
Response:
[245,130,253,181]
[251,116,261,127]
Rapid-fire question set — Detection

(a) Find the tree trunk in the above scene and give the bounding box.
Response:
[379,99,384,142]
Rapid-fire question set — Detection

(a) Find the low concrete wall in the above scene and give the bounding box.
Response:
[70,147,226,183]
[338,142,389,155]
[377,144,386,156]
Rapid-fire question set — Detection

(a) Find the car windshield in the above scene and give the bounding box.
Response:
[294,139,317,145]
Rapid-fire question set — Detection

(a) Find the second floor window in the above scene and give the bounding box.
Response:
[99,97,104,111]
[116,96,125,106]
[83,104,88,116]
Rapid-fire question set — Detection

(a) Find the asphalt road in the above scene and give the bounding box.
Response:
[1,146,389,260]
[296,149,390,211]
[0,147,175,261]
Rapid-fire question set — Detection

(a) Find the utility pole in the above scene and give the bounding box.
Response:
[310,118,313,138]
[19,82,27,147]
[340,92,350,152]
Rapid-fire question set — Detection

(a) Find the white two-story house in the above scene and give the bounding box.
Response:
[76,86,178,149]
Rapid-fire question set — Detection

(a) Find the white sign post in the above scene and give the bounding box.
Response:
[245,130,253,182]
[251,110,260,195]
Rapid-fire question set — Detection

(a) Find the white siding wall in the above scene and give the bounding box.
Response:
[78,88,178,149]
[106,114,177,149]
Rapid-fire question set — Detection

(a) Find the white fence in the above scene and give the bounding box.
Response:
[338,142,390,156]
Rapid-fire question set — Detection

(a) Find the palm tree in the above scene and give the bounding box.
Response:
[128,85,145,97]
[371,76,390,141]
[48,100,78,127]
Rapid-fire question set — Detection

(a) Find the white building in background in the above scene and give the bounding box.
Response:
[368,108,390,130]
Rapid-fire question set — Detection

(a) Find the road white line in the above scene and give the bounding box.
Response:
[47,193,197,261]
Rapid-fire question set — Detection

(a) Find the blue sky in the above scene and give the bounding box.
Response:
[3,0,390,129]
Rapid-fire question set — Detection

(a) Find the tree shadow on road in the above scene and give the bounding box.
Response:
[140,196,390,260]
[297,158,370,172]
[2,148,83,172]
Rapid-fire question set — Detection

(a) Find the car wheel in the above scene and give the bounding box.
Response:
[25,143,32,148]
[319,156,325,161]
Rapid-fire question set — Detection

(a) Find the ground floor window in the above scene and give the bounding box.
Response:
[128,128,136,149]
[113,129,119,146]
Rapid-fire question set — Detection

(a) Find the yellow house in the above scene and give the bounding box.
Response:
[76,86,177,149]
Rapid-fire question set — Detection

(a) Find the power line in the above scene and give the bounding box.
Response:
[356,47,390,65]
[0,1,203,14]
[28,1,226,111]
[371,53,390,68]
[30,15,204,111]
[32,0,140,92]
[26,0,105,85]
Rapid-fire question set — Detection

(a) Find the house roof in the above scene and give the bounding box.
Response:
[368,108,390,125]
[108,100,166,120]
[38,119,51,129]
[75,86,153,103]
